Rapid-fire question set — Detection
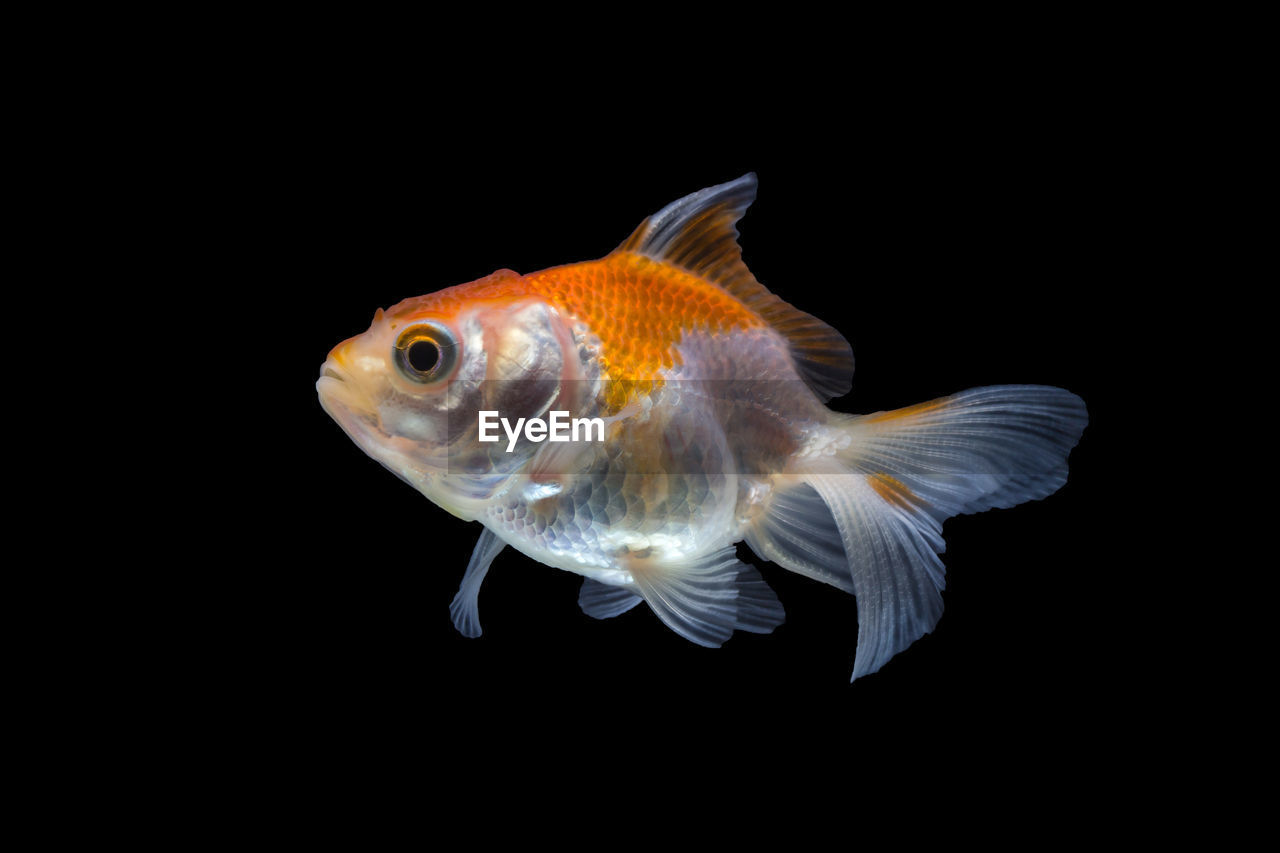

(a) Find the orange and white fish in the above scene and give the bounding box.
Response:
[317,174,1087,681]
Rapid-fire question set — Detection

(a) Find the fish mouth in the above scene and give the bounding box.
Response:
[317,360,379,442]
[316,358,446,498]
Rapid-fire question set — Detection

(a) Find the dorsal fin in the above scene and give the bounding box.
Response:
[614,173,854,400]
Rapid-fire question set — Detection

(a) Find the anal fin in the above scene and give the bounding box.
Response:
[745,479,854,594]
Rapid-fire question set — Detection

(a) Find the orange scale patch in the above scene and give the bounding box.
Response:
[526,252,765,411]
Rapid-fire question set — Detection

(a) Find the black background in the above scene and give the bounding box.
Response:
[213,82,1126,774]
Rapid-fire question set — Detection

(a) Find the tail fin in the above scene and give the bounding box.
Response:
[746,385,1087,680]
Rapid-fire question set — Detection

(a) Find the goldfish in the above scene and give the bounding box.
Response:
[317,173,1087,681]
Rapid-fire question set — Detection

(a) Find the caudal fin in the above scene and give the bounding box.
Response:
[746,385,1088,680]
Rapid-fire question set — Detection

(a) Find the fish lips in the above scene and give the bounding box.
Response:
[317,361,382,452]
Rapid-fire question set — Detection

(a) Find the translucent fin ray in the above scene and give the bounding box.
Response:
[844,385,1090,520]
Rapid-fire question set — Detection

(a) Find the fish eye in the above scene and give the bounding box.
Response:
[394,321,458,384]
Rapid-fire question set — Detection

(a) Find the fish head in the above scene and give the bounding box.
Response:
[317,269,588,519]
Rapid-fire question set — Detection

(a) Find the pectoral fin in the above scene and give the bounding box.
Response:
[449,527,506,638]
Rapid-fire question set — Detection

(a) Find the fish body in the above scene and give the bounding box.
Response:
[318,174,1087,680]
